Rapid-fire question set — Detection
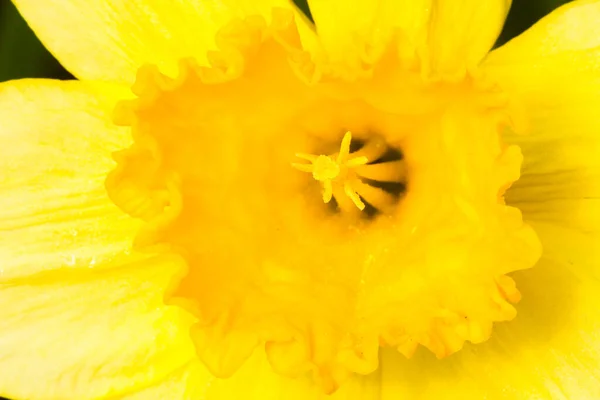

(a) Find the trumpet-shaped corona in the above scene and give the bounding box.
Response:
[103,6,544,395]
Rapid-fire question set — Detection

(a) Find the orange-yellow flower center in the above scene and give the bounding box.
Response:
[106,9,542,394]
[293,131,369,210]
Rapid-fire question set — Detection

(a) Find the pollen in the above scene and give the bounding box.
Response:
[293,131,369,210]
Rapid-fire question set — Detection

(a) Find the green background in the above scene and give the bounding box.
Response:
[0,0,573,82]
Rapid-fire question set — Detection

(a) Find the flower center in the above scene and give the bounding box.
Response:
[293,131,408,219]
[105,10,543,394]
[293,131,369,210]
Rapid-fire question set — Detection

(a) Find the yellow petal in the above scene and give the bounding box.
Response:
[304,0,510,79]
[120,362,211,400]
[0,256,198,400]
[0,79,139,280]
[483,0,600,215]
[123,352,381,400]
[378,2,600,398]
[13,0,303,84]
[485,0,600,66]
[420,0,511,80]
[305,0,428,75]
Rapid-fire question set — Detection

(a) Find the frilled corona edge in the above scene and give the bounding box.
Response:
[105,7,542,394]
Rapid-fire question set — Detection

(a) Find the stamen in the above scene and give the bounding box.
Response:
[344,180,365,210]
[292,131,369,210]
[355,161,405,181]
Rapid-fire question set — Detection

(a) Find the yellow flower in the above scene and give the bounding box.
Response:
[1,0,600,398]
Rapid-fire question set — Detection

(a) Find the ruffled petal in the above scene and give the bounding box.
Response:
[122,353,381,400]
[13,0,306,84]
[379,226,600,398]
[0,256,198,400]
[378,2,600,398]
[0,79,142,280]
[305,0,429,76]
[304,0,509,79]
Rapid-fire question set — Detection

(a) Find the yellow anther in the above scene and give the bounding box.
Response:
[292,131,369,210]
[337,131,353,163]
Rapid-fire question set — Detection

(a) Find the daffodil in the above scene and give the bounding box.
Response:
[1,0,600,398]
